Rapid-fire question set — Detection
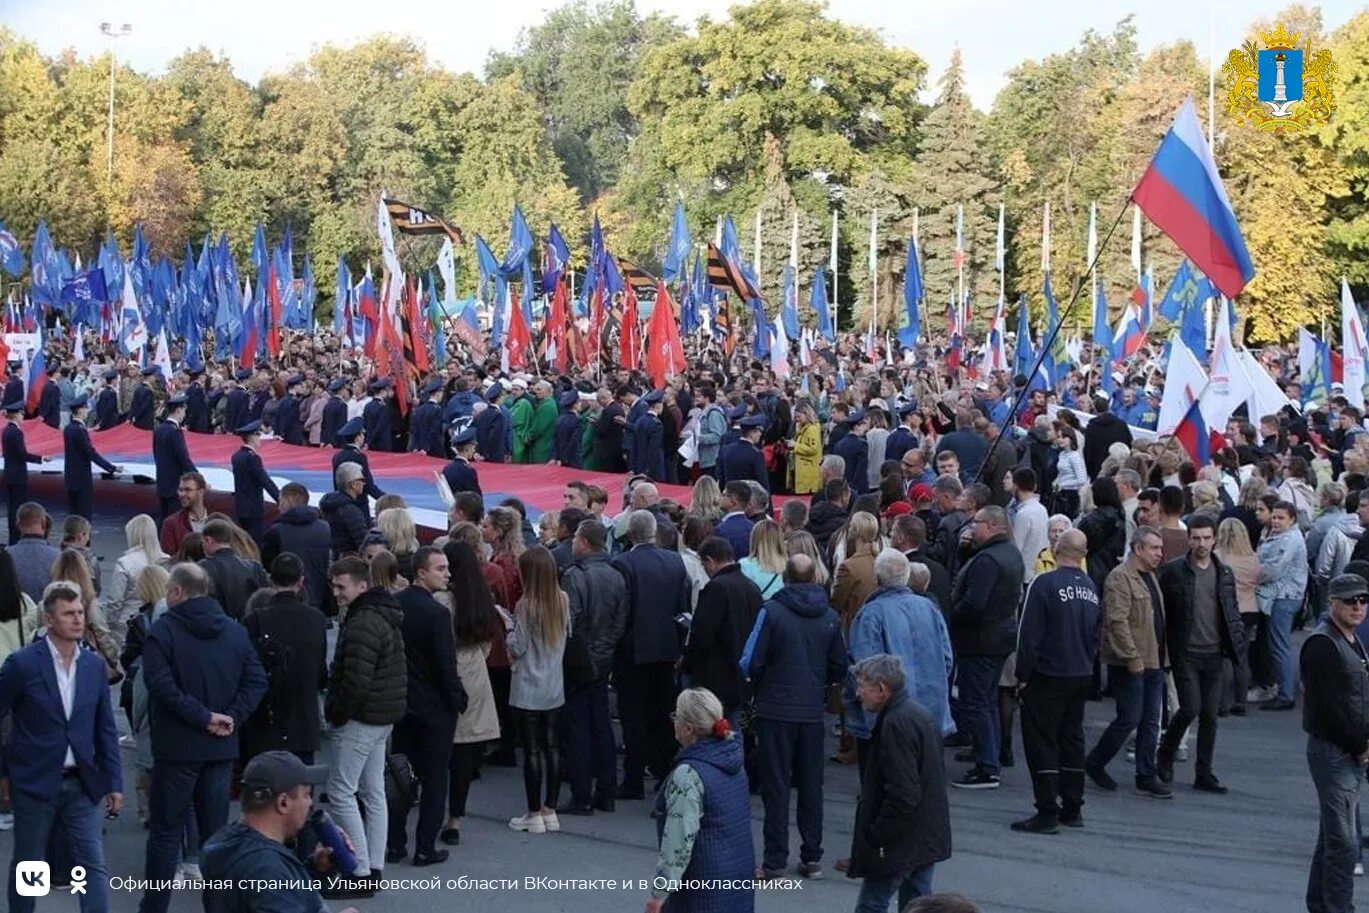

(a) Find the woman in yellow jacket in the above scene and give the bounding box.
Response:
[788,402,823,494]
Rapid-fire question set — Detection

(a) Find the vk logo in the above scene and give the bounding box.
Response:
[16,861,49,897]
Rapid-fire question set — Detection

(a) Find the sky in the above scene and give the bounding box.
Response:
[0,0,1360,109]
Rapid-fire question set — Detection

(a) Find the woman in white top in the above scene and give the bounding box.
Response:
[104,514,167,649]
[1052,424,1088,520]
[739,520,786,599]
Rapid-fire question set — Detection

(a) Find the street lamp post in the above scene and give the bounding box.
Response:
[100,21,132,183]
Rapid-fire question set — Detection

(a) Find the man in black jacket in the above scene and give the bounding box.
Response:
[947,506,1025,790]
[611,510,690,799]
[806,478,850,558]
[1156,516,1245,793]
[321,464,370,557]
[261,483,333,614]
[1301,573,1369,913]
[1012,530,1101,834]
[325,558,408,891]
[1082,393,1133,478]
[846,654,951,910]
[241,555,328,765]
[741,554,847,880]
[558,519,628,815]
[199,519,268,621]
[140,563,268,913]
[682,537,764,717]
[390,547,463,867]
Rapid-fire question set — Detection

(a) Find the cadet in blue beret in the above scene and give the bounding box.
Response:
[63,393,119,520]
[551,390,585,468]
[125,366,157,430]
[629,390,667,481]
[474,383,508,463]
[232,419,280,543]
[2,399,47,540]
[442,425,481,497]
[93,369,121,431]
[718,411,769,491]
[276,374,305,446]
[409,379,447,459]
[153,393,197,522]
[185,365,210,433]
[885,401,923,465]
[223,370,253,433]
[363,379,394,452]
[321,378,350,449]
[834,406,870,494]
[333,416,384,500]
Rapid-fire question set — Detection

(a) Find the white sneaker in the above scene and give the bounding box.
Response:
[176,862,202,882]
[540,810,560,832]
[0,814,12,831]
[1356,863,1364,877]
[1246,686,1275,703]
[1175,744,1189,762]
[509,813,547,834]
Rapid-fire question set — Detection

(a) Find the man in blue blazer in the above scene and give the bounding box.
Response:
[0,580,122,913]
[63,395,121,521]
[153,394,197,523]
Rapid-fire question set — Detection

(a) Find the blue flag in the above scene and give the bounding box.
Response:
[664,202,692,283]
[899,238,922,347]
[499,205,534,276]
[30,220,59,306]
[1093,281,1115,394]
[751,298,770,358]
[0,220,24,277]
[428,271,447,367]
[812,265,834,342]
[61,270,108,325]
[300,255,317,331]
[679,254,702,336]
[781,266,801,340]
[334,258,352,337]
[213,235,243,357]
[1157,259,1216,324]
[474,235,500,304]
[1014,295,1034,380]
[1179,292,1208,357]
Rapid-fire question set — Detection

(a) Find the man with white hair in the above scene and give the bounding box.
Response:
[845,549,955,769]
[1115,469,1142,550]
[809,455,846,506]
[610,510,691,800]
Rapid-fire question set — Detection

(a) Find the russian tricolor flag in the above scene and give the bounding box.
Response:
[1131,98,1255,300]
[1173,397,1221,466]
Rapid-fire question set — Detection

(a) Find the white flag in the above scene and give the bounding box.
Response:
[1342,276,1368,409]
[377,195,401,277]
[436,238,458,304]
[1087,202,1097,267]
[799,328,812,367]
[1157,338,1210,435]
[770,316,790,379]
[1041,202,1051,273]
[1202,296,1253,432]
[1238,348,1295,420]
[1131,205,1143,280]
[153,328,173,383]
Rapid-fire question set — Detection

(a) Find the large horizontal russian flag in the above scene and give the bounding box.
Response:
[1131,98,1255,300]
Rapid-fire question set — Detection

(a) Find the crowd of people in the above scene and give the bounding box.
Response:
[0,322,1365,913]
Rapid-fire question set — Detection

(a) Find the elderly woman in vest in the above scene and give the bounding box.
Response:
[647,688,755,913]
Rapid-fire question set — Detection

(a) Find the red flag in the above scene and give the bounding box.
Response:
[619,285,641,371]
[401,277,431,376]
[378,292,409,416]
[645,282,685,389]
[266,260,282,359]
[505,294,533,371]
[548,278,570,374]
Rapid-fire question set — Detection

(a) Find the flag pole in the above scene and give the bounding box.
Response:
[975,198,1131,487]
[830,211,839,336]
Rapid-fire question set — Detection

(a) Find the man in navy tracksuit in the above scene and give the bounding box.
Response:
[741,554,848,879]
[1012,528,1102,833]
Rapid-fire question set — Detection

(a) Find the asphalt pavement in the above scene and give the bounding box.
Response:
[0,502,1330,913]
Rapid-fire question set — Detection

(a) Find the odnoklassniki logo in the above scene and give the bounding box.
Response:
[1222,23,1336,132]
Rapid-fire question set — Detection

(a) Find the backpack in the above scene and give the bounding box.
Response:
[385,752,417,812]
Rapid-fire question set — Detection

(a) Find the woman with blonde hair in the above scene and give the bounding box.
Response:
[377,507,420,579]
[783,531,830,588]
[689,475,724,525]
[1216,517,1262,714]
[788,403,823,495]
[507,546,570,835]
[375,493,408,515]
[51,550,121,680]
[832,512,880,630]
[739,520,786,598]
[645,687,754,913]
[105,514,168,648]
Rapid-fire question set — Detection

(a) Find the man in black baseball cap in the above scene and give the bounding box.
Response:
[201,751,366,911]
